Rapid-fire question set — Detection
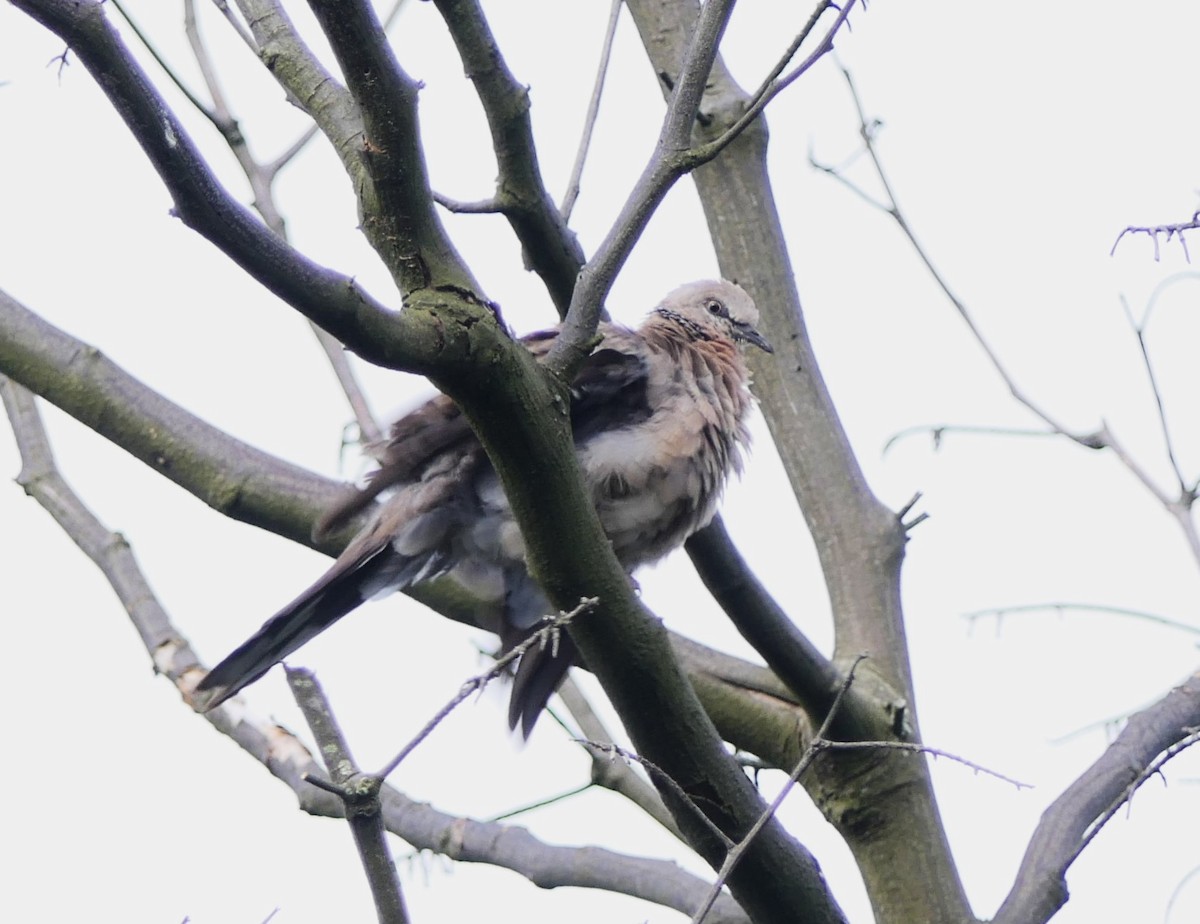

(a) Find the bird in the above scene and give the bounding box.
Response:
[195,279,771,734]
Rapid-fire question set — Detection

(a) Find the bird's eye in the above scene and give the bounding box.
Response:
[706,299,724,316]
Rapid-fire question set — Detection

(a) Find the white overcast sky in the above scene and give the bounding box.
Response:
[2,2,1199,923]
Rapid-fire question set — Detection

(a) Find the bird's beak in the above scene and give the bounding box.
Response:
[734,322,773,354]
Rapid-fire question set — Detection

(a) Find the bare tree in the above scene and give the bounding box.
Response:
[3,2,1198,923]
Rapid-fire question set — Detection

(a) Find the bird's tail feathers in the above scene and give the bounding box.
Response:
[195,544,441,712]
[507,633,578,738]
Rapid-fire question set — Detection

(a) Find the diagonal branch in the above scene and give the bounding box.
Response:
[289,668,410,924]
[305,0,479,297]
[993,672,1200,924]
[185,0,381,442]
[548,0,739,376]
[232,0,366,170]
[691,656,866,924]
[686,516,886,740]
[1119,278,1198,499]
[13,0,451,374]
[432,0,587,316]
[687,0,859,168]
[560,0,624,223]
[623,4,974,922]
[817,65,1200,571]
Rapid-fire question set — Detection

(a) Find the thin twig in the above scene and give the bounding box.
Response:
[687,0,859,168]
[576,742,734,850]
[381,0,413,31]
[265,124,320,178]
[1166,864,1200,924]
[882,423,1064,455]
[483,782,595,823]
[815,65,1078,438]
[1120,280,1198,500]
[374,599,598,779]
[1111,210,1199,263]
[208,0,257,52]
[817,64,1200,571]
[818,740,1031,790]
[191,0,382,441]
[691,655,868,924]
[965,602,1200,640]
[432,191,502,214]
[554,676,684,837]
[111,0,216,121]
[560,0,623,221]
[549,0,741,374]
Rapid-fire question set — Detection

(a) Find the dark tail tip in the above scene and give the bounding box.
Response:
[507,634,578,738]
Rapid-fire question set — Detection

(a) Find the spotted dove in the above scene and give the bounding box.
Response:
[196,279,771,734]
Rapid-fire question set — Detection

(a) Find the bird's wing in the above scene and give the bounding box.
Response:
[568,342,653,443]
[313,392,476,541]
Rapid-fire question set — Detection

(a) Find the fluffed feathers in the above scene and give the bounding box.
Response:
[195,280,770,733]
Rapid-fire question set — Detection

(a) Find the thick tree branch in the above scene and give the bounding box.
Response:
[232,0,367,172]
[432,0,587,316]
[13,0,464,375]
[305,0,478,297]
[687,516,887,741]
[623,3,972,923]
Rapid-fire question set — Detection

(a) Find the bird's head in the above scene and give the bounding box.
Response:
[654,279,773,353]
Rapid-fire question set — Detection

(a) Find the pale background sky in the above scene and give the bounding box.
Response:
[1,2,1199,922]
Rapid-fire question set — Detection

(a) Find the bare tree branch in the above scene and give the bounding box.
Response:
[232,0,366,166]
[1119,289,1189,498]
[994,673,1200,924]
[815,64,1200,572]
[560,0,624,222]
[1111,210,1199,263]
[432,0,587,316]
[289,668,411,924]
[186,0,382,442]
[688,0,860,168]
[13,0,462,374]
[686,516,890,740]
[375,600,596,779]
[965,602,1200,639]
[548,0,740,376]
[554,677,684,838]
[623,4,975,920]
[208,0,257,52]
[305,0,479,297]
[692,655,866,924]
